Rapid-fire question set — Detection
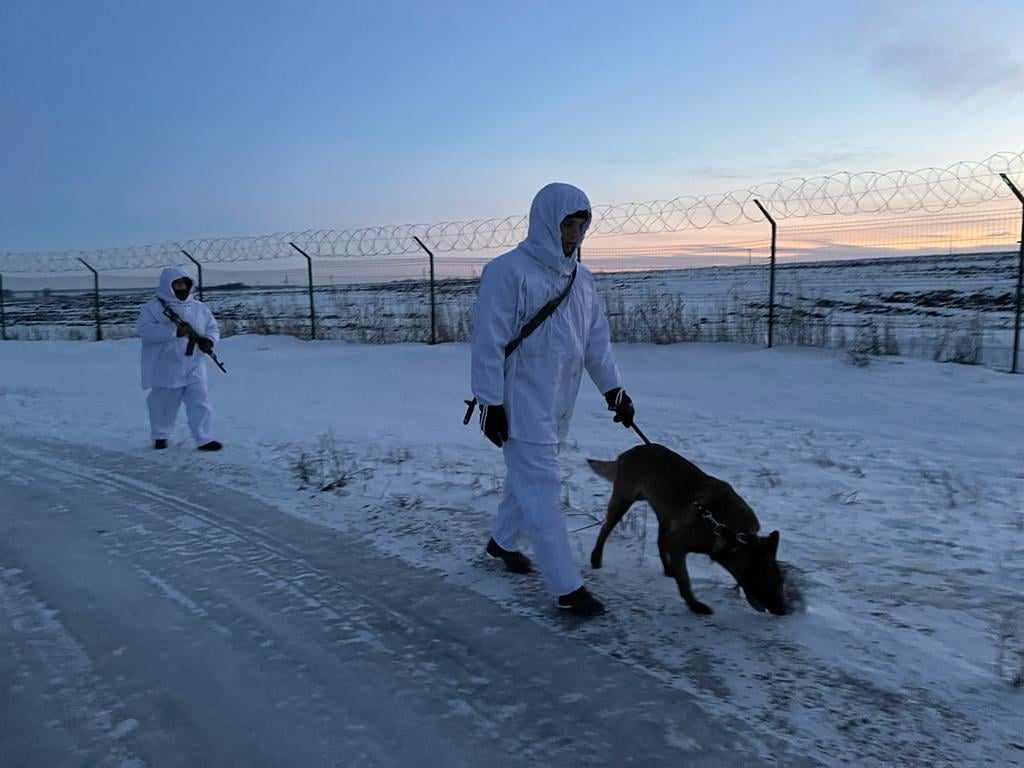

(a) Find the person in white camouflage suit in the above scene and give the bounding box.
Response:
[136,266,222,452]
[470,183,635,617]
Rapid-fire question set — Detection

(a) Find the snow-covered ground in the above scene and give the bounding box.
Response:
[1,337,1022,767]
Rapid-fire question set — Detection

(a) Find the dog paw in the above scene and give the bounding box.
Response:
[688,602,713,615]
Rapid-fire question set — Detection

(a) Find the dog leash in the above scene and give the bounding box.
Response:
[631,422,652,445]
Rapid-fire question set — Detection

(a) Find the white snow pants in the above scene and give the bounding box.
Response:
[146,383,214,445]
[491,438,583,597]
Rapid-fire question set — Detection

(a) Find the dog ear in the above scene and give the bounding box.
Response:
[764,530,780,558]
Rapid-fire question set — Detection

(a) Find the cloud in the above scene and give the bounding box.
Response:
[869,39,1024,105]
[689,146,894,184]
[687,166,755,182]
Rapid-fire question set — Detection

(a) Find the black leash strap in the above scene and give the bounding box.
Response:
[503,265,577,358]
[463,266,578,425]
[631,423,652,445]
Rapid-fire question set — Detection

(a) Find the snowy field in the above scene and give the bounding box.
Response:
[1,337,1022,767]
[4,250,1020,369]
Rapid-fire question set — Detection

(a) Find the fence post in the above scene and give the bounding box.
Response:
[1000,174,1024,374]
[78,258,102,341]
[288,242,317,340]
[0,273,6,341]
[754,199,777,348]
[413,236,437,344]
[181,249,203,301]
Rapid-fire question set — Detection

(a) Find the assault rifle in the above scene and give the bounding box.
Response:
[159,299,227,373]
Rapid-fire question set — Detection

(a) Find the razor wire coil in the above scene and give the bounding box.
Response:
[2,151,1021,273]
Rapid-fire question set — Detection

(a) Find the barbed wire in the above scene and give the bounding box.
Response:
[2,151,1021,273]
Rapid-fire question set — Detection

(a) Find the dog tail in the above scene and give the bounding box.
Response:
[587,458,618,483]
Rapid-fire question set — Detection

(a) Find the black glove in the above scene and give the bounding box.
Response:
[480,404,509,448]
[196,336,214,354]
[604,387,635,428]
[176,322,195,338]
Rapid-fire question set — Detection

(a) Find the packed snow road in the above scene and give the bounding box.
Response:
[0,436,808,768]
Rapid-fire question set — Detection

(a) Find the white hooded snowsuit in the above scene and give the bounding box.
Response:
[135,266,220,446]
[471,183,622,596]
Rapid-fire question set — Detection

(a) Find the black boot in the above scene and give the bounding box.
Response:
[557,586,605,617]
[486,538,532,574]
[154,439,168,450]
[198,441,223,452]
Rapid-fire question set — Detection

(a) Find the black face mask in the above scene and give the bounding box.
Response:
[172,282,191,301]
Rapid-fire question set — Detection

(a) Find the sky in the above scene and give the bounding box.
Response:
[2,0,1024,254]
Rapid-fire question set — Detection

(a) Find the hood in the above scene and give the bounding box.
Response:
[157,266,195,304]
[519,183,591,276]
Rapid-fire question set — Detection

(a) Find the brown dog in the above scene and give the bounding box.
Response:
[588,443,787,616]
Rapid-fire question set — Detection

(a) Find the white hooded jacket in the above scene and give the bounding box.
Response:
[136,266,220,390]
[471,183,621,444]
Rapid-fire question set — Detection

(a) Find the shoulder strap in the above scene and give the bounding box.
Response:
[462,264,579,426]
[503,265,577,359]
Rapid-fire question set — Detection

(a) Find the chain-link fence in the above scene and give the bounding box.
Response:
[576,207,1021,370]
[3,205,1021,372]
[2,156,1022,372]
